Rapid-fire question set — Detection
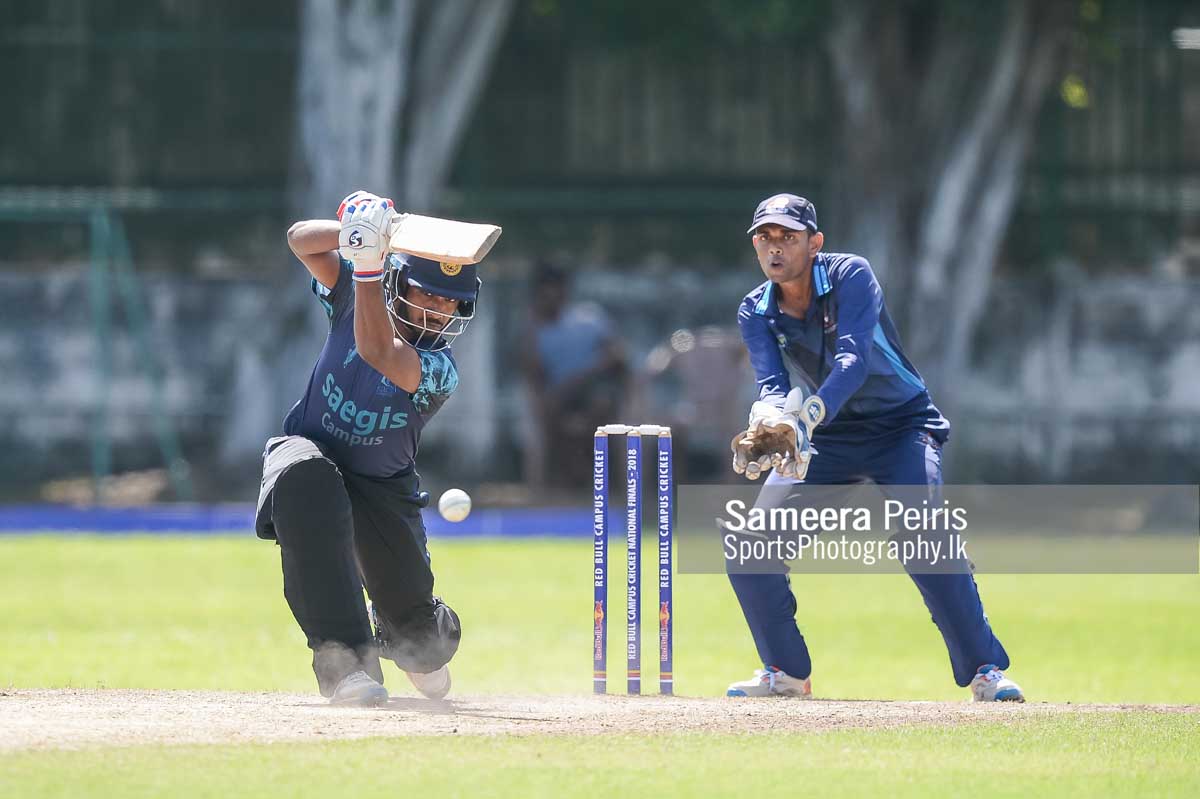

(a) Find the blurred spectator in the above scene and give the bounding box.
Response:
[521,262,628,492]
[632,326,756,481]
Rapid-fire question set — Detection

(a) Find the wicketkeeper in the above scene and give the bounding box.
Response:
[725,193,1024,702]
[255,191,478,705]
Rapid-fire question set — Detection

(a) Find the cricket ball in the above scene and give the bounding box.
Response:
[438,488,472,523]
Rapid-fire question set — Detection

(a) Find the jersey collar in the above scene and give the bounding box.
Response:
[753,254,832,317]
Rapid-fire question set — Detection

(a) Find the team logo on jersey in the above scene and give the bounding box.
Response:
[320,372,409,446]
[440,261,462,276]
[765,194,791,211]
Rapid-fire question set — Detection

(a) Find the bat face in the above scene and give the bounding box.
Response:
[387,213,502,265]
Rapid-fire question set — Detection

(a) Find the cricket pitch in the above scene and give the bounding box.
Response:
[3,690,1196,750]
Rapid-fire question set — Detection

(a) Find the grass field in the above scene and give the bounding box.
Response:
[4,714,1198,798]
[2,533,1198,797]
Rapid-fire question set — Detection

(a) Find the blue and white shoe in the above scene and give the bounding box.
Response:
[970,664,1025,702]
[726,666,812,698]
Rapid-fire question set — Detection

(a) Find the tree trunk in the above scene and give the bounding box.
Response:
[939,30,1061,386]
[825,2,909,291]
[220,1,417,466]
[825,0,1071,399]
[402,0,515,210]
[294,0,417,218]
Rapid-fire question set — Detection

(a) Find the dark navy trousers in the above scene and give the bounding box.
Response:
[726,428,1009,687]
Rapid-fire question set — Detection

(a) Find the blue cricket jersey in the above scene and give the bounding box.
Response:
[281,258,459,478]
[737,252,949,443]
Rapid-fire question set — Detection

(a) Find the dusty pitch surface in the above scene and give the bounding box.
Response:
[2,690,1196,750]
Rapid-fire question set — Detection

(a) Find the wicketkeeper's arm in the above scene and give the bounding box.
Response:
[810,258,880,423]
[736,303,791,411]
[733,305,814,479]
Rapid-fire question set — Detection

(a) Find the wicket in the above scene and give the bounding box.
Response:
[593,424,673,695]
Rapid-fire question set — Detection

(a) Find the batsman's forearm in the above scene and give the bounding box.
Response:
[353,280,395,363]
[287,219,340,255]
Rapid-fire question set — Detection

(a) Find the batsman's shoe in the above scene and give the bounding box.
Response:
[970,664,1025,703]
[330,670,389,707]
[406,665,452,700]
[726,666,812,698]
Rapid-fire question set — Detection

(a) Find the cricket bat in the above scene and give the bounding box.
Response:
[387,213,502,265]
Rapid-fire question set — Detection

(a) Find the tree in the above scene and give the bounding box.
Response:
[823,0,1072,395]
[538,0,1073,400]
[221,0,514,464]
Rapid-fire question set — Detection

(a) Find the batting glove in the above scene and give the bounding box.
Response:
[337,190,396,280]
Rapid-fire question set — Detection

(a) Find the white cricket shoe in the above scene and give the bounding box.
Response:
[406,665,452,700]
[330,670,389,707]
[970,664,1025,702]
[726,666,812,698]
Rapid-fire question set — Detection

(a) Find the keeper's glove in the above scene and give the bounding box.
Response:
[731,386,825,481]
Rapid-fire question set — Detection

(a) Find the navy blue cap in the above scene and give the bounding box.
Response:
[393,254,479,302]
[747,193,818,234]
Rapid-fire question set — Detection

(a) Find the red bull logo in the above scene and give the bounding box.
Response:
[594,601,606,663]
[659,601,670,627]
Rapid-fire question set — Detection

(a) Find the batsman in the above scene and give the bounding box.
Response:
[254,191,486,706]
[725,193,1024,702]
